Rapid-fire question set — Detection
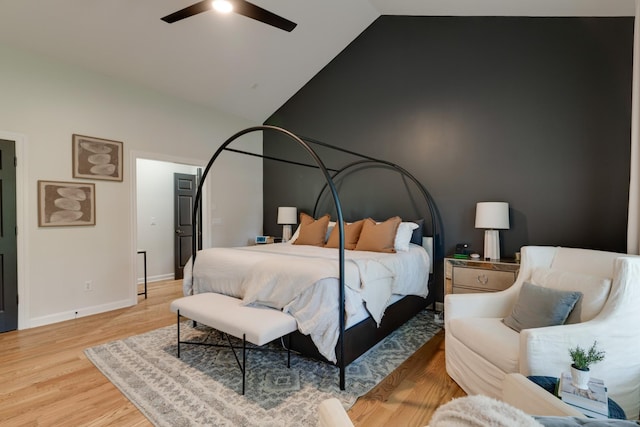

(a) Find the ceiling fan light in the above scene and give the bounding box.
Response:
[212,0,233,14]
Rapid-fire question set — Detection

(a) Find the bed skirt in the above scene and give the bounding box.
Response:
[288,294,430,366]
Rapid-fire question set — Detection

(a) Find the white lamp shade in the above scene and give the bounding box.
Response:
[475,202,510,230]
[277,207,297,225]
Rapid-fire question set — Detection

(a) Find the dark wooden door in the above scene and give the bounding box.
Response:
[0,139,18,332]
[174,173,196,280]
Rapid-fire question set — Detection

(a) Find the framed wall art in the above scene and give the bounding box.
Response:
[72,134,123,182]
[38,180,96,227]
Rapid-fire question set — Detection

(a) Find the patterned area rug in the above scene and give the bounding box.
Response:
[85,309,441,426]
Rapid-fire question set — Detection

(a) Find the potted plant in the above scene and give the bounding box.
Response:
[568,341,605,389]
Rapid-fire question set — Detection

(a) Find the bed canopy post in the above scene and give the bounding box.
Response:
[191,125,349,390]
[300,134,444,279]
[311,158,444,290]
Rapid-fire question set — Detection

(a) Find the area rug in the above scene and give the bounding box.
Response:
[85,309,441,427]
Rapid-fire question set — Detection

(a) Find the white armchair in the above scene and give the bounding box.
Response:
[445,246,640,419]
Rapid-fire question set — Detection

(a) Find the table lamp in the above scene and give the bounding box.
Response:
[475,202,510,260]
[277,207,297,242]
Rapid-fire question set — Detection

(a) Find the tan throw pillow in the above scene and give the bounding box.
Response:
[355,216,402,253]
[292,213,331,246]
[325,220,365,250]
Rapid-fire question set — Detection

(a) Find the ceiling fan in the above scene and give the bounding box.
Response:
[161,0,297,32]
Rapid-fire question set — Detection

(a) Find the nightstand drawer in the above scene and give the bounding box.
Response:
[444,257,520,296]
[452,267,515,292]
[451,286,488,294]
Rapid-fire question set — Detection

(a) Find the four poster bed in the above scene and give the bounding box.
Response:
[184,125,443,390]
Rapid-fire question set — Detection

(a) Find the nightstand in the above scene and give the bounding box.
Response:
[444,257,520,295]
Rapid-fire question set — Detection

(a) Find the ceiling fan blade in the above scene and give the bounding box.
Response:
[161,0,212,24]
[161,0,297,32]
[234,0,297,32]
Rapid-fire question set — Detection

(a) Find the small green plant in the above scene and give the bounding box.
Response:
[569,341,605,371]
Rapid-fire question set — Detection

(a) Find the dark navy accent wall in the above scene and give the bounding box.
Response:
[263,16,633,302]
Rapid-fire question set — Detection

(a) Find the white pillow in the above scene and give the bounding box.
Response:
[530,267,612,323]
[394,222,419,252]
[325,221,336,242]
[287,224,301,244]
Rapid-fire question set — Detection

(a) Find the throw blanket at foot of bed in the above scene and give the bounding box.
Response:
[241,255,397,361]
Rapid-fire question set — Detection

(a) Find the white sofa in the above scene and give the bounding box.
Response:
[445,246,640,419]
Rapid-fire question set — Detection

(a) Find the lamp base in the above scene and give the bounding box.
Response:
[484,229,500,261]
[282,224,292,242]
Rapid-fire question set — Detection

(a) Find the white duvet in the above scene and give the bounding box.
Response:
[183,243,429,362]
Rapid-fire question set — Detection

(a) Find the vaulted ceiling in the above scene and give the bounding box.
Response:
[0,1,634,122]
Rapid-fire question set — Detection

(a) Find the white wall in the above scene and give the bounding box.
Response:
[0,43,263,328]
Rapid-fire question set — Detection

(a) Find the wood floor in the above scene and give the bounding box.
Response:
[0,279,465,426]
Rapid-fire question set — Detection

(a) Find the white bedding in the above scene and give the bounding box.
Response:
[183,243,430,362]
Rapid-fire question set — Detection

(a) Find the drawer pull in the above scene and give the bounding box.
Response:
[477,274,489,285]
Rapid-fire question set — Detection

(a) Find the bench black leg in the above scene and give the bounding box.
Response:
[177,311,181,358]
[242,334,246,395]
[172,318,293,396]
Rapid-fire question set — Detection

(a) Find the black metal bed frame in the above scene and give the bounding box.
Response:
[190,125,442,390]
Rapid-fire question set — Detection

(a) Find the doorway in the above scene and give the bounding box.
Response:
[135,157,203,289]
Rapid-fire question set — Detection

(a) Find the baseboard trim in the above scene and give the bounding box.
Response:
[139,273,174,284]
[29,299,133,328]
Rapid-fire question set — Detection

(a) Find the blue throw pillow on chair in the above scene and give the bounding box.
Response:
[503,282,582,332]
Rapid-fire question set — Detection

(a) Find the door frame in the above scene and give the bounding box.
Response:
[129,151,209,304]
[0,131,28,329]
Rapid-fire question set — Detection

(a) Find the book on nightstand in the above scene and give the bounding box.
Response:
[557,371,609,418]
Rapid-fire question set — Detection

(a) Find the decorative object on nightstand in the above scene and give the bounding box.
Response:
[444,256,519,295]
[569,341,605,390]
[255,236,275,244]
[475,201,510,261]
[454,242,472,258]
[277,206,297,242]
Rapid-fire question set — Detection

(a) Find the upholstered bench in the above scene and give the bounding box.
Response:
[170,293,298,394]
